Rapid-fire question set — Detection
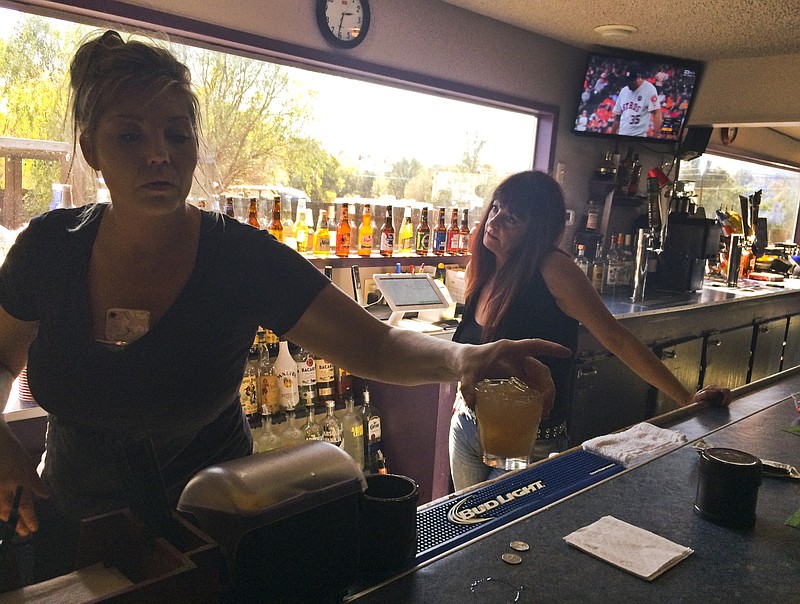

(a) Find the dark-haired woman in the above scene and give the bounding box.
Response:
[449,170,730,490]
[0,32,569,579]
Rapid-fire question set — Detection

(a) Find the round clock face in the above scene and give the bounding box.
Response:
[316,0,371,49]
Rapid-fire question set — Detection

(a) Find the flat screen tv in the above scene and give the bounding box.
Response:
[572,49,703,143]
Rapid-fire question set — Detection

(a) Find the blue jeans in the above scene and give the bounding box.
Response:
[448,410,568,492]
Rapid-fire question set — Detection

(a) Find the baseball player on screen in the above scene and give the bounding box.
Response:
[611,64,663,137]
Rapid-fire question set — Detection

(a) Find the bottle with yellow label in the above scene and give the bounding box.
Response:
[313,209,331,256]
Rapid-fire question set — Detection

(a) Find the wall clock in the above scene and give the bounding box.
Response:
[720,127,739,145]
[316,0,371,49]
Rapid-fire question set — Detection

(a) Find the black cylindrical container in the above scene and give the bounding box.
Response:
[694,448,762,528]
[359,473,419,577]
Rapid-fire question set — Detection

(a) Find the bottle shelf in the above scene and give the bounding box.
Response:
[308,253,469,269]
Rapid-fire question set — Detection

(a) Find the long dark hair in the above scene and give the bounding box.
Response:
[466,170,566,341]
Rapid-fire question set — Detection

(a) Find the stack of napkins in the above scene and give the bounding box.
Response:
[564,515,693,581]
[582,422,687,467]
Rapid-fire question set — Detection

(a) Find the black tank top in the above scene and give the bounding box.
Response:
[453,271,577,429]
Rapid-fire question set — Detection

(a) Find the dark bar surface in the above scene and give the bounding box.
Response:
[349,368,800,603]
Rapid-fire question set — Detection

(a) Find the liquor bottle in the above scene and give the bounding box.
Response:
[435,262,446,282]
[337,367,353,401]
[616,147,634,194]
[247,197,260,228]
[314,355,337,402]
[294,344,317,408]
[433,207,447,256]
[258,330,281,415]
[321,400,343,447]
[303,404,323,441]
[274,339,299,411]
[336,203,351,258]
[591,241,605,292]
[585,200,600,232]
[627,153,642,196]
[267,195,284,242]
[280,410,305,445]
[224,196,235,218]
[415,207,431,256]
[313,209,331,256]
[398,207,414,252]
[379,205,395,257]
[603,234,623,294]
[341,393,365,469]
[358,204,374,257]
[361,384,383,474]
[622,234,635,287]
[459,209,470,255]
[239,338,261,430]
[446,208,460,254]
[294,199,309,253]
[253,412,282,453]
[574,244,590,276]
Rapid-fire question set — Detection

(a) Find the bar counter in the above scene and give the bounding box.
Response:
[349,368,800,602]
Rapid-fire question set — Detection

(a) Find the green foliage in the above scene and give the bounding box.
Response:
[179,46,311,192]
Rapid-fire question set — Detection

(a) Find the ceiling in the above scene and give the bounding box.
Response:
[442,0,800,140]
[442,0,800,61]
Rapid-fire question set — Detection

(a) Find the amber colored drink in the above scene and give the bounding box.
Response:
[473,378,543,470]
[336,203,352,258]
[267,195,283,242]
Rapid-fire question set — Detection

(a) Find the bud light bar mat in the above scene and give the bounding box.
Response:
[416,450,622,564]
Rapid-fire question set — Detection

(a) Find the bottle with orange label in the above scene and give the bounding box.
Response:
[358,203,374,257]
[336,203,351,258]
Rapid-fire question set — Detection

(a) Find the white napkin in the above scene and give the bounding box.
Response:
[582,422,687,467]
[564,515,693,581]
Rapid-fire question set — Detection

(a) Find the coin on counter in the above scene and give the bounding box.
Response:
[509,541,530,552]
[501,553,523,565]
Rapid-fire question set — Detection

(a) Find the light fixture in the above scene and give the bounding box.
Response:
[593,24,638,38]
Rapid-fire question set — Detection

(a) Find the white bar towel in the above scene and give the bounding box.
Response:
[564,515,693,581]
[582,422,687,467]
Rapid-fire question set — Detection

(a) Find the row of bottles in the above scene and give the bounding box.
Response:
[239,329,342,423]
[597,145,643,197]
[224,194,475,258]
[574,233,637,294]
[251,383,387,474]
[334,204,473,258]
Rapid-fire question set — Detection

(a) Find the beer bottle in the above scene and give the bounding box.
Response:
[336,203,351,258]
[358,204,373,257]
[433,207,447,256]
[379,205,395,257]
[224,196,235,218]
[459,209,470,255]
[415,207,431,256]
[399,207,414,252]
[247,197,260,228]
[294,199,309,253]
[267,195,283,242]
[446,208,460,254]
[313,209,331,256]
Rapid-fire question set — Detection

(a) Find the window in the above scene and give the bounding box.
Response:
[0,6,539,233]
[680,153,800,243]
